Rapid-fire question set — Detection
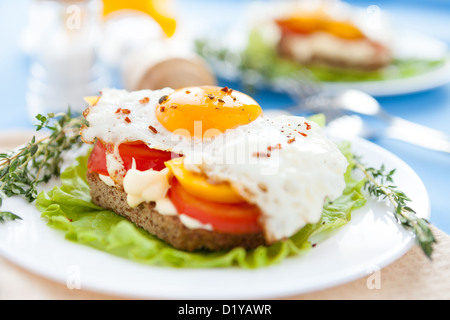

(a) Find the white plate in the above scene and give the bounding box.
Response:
[205,11,450,98]
[0,137,430,299]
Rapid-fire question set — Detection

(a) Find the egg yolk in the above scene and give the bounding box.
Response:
[155,86,263,139]
[276,11,365,40]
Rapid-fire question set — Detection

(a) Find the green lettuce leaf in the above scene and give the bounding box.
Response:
[36,143,366,269]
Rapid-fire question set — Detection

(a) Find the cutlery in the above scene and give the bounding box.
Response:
[279,72,450,154]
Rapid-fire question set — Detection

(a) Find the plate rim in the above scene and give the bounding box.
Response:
[321,58,450,97]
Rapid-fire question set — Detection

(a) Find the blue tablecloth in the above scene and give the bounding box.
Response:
[1,0,449,233]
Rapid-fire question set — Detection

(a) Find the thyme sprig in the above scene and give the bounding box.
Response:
[0,110,86,221]
[354,159,436,259]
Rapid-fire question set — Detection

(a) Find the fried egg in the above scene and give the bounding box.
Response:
[81,86,348,242]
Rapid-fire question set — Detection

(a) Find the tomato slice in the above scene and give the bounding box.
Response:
[168,178,263,234]
[118,141,180,172]
[87,141,109,176]
[87,141,180,175]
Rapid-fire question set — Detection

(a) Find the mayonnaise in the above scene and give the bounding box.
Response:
[123,167,171,208]
[179,214,214,231]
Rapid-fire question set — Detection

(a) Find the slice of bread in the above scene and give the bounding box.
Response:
[278,32,392,71]
[87,172,266,252]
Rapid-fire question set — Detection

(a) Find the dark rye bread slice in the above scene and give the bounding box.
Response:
[86,172,266,252]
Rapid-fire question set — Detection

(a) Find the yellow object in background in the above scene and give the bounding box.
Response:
[83,96,100,106]
[102,0,177,37]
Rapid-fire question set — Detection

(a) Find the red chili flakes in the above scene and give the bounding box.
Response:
[124,117,131,123]
[287,137,296,144]
[115,108,122,114]
[304,122,311,130]
[258,183,268,192]
[218,98,225,104]
[121,108,131,114]
[148,125,158,134]
[82,108,90,118]
[293,129,308,137]
[267,143,282,151]
[104,142,114,153]
[186,90,191,94]
[139,97,150,104]
[253,152,271,158]
[221,86,233,95]
[160,106,166,113]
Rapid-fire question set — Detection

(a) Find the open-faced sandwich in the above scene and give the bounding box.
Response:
[273,0,393,71]
[80,85,349,252]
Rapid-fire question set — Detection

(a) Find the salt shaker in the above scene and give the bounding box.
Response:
[22,0,109,119]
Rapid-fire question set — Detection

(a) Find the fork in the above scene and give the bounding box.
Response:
[279,71,450,154]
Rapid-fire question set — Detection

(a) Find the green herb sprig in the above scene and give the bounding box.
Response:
[0,110,86,221]
[354,159,436,259]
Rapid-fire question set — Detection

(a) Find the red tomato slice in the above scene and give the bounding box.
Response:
[118,141,180,172]
[168,178,263,234]
[87,141,180,175]
[87,141,109,176]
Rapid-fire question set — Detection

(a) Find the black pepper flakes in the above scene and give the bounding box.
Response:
[159,95,168,104]
[218,98,225,104]
[207,94,215,100]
